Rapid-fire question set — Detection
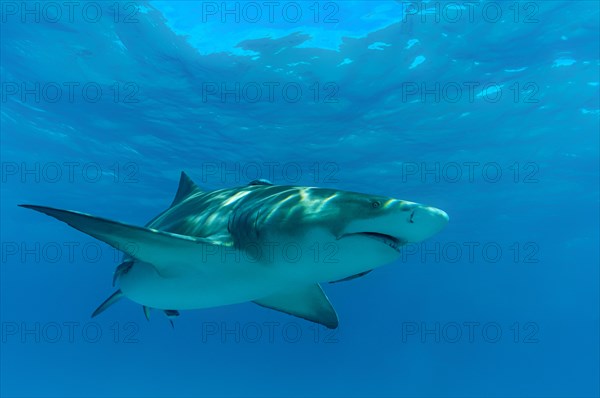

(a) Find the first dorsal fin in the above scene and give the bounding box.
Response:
[171,171,202,207]
[248,179,273,186]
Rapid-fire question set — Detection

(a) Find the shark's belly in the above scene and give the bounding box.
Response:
[118,260,290,309]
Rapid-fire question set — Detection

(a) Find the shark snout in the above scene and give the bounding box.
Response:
[404,205,449,242]
[412,205,449,224]
[340,201,448,246]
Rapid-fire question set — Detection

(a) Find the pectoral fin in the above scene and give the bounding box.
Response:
[253,284,338,329]
[19,205,228,277]
[91,290,124,318]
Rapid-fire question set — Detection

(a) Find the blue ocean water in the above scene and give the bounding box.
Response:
[1,1,599,397]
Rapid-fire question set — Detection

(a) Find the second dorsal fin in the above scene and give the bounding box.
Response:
[171,171,202,207]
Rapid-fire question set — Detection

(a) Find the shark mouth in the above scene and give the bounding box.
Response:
[339,232,405,252]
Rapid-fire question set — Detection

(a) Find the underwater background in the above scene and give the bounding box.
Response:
[1,1,599,397]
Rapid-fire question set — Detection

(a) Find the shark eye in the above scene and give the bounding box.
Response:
[372,200,382,208]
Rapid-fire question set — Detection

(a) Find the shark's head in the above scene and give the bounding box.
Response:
[323,189,448,275]
[248,186,449,278]
[334,194,449,246]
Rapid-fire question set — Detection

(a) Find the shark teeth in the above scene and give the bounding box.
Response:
[340,232,405,253]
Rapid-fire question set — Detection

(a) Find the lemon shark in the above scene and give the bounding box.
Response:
[20,172,449,329]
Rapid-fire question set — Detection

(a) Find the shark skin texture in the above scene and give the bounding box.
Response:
[20,172,449,329]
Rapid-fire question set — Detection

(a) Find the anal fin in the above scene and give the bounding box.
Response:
[164,310,179,328]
